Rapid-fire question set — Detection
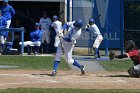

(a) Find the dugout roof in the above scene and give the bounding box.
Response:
[0,0,65,2]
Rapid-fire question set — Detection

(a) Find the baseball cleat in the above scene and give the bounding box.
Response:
[51,70,57,76]
[80,65,85,74]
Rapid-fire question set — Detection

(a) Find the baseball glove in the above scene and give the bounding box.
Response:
[109,50,116,60]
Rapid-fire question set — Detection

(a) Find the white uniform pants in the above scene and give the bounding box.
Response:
[0,36,5,44]
[93,35,103,48]
[55,39,75,64]
[19,41,41,47]
[54,34,60,47]
[6,20,11,28]
[41,29,50,43]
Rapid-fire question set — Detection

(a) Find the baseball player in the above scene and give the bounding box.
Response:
[0,10,7,52]
[51,19,85,76]
[39,11,52,44]
[111,40,140,78]
[86,18,103,59]
[0,0,15,40]
[19,23,42,55]
[51,15,63,51]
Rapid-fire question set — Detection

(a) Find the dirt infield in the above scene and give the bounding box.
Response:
[0,70,140,89]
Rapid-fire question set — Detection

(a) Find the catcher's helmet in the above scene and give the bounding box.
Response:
[125,40,135,52]
[53,15,58,20]
[89,18,95,24]
[73,19,83,28]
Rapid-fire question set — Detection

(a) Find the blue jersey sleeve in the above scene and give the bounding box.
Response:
[63,23,68,30]
[0,17,7,28]
[10,6,15,17]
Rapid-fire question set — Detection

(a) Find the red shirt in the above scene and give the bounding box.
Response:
[126,49,140,65]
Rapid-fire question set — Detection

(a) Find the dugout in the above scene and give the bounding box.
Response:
[0,0,66,53]
[0,0,66,41]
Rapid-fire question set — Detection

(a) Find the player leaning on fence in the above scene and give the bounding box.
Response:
[0,0,15,41]
[109,40,140,78]
[51,19,85,76]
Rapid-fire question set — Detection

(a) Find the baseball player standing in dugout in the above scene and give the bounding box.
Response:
[51,19,85,76]
[0,10,7,52]
[51,15,63,52]
[86,18,103,59]
[39,11,52,53]
[0,0,15,41]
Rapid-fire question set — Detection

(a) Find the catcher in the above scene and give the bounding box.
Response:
[109,40,140,78]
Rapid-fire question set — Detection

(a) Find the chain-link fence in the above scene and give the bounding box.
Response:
[71,0,123,55]
[124,0,140,48]
[72,0,97,55]
[68,0,140,55]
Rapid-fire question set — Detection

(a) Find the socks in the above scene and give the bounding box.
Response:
[1,44,5,51]
[95,48,99,56]
[73,60,81,69]
[35,46,40,54]
[27,45,31,55]
[53,61,60,71]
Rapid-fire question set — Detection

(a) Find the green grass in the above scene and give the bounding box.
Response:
[0,88,140,93]
[100,59,133,71]
[0,55,70,70]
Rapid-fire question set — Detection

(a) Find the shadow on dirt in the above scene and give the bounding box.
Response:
[107,75,131,77]
[99,74,132,78]
[32,73,52,77]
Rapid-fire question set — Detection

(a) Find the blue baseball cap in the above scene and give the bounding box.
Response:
[4,0,8,2]
[35,23,40,27]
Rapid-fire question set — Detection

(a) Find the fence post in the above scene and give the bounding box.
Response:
[120,0,124,55]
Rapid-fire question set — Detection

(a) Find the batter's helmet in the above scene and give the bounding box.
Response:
[89,18,95,24]
[53,15,58,20]
[73,19,83,28]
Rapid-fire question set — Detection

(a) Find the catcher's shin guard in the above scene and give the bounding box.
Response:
[128,65,140,78]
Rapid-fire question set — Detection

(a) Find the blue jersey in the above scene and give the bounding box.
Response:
[1,4,15,20]
[0,16,7,36]
[30,29,42,42]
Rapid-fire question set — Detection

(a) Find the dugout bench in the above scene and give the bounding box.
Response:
[0,27,25,55]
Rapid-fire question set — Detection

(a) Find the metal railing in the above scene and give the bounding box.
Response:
[0,27,25,55]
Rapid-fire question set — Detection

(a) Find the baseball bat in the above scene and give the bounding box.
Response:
[95,14,102,19]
